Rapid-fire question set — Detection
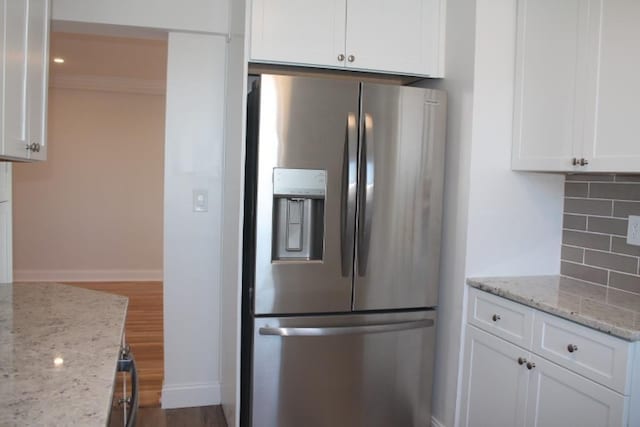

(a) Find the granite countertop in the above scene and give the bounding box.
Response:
[467,275,640,341]
[0,282,128,426]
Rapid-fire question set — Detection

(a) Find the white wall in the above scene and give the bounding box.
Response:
[418,1,563,426]
[0,163,12,283]
[13,87,165,282]
[465,0,563,279]
[414,0,476,425]
[52,3,231,410]
[52,0,229,35]
[220,1,248,424]
[219,19,247,427]
[162,32,227,408]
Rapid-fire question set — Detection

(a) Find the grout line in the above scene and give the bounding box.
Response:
[559,269,610,287]
[562,228,622,237]
[564,211,620,220]
[583,247,640,260]
[562,260,608,272]
[561,243,585,249]
[604,283,640,297]
[565,196,640,204]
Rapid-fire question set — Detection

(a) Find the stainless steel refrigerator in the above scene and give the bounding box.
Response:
[241,74,446,427]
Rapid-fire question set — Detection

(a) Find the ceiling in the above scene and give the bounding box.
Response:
[49,32,168,82]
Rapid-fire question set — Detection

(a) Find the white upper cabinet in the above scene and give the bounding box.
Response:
[344,0,442,76]
[512,0,640,173]
[249,0,444,77]
[582,0,640,171]
[250,0,346,69]
[0,0,50,162]
[512,0,585,171]
[26,0,49,161]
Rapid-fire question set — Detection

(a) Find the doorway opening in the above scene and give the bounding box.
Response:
[13,30,167,408]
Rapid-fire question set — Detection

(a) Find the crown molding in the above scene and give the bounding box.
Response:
[50,74,166,95]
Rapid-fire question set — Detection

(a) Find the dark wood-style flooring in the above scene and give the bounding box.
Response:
[110,405,227,427]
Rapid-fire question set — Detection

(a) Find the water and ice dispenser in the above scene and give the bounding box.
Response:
[272,168,326,261]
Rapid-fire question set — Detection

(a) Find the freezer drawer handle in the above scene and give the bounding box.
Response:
[259,319,434,337]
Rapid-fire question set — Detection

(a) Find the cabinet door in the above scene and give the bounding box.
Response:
[459,326,529,427]
[345,0,442,76]
[3,0,30,160]
[526,356,627,427]
[582,0,640,172]
[512,0,589,172]
[250,0,346,69]
[25,0,49,161]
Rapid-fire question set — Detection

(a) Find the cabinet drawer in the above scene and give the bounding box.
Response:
[467,288,534,349]
[533,312,631,394]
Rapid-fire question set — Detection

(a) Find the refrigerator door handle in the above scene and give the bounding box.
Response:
[341,113,358,277]
[357,113,375,276]
[259,319,434,337]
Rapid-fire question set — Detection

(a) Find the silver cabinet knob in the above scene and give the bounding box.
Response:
[517,357,527,365]
[492,314,501,322]
[337,54,345,62]
[579,158,589,166]
[26,142,39,152]
[526,362,536,370]
[572,158,578,166]
[347,54,355,63]
[567,344,578,353]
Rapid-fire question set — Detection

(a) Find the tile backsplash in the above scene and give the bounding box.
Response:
[562,174,640,294]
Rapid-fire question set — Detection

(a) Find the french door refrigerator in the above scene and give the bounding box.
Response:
[242,74,446,427]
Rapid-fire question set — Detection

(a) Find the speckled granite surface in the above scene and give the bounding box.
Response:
[0,282,128,426]
[467,275,640,341]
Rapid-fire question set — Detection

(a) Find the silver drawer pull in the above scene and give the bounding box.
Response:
[517,357,527,365]
[259,319,434,337]
[526,362,536,370]
[567,344,578,353]
[492,314,501,322]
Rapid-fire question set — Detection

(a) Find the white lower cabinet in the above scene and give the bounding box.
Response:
[461,288,637,427]
[460,326,529,427]
[526,356,626,427]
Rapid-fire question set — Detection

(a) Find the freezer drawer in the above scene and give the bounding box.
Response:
[251,310,437,427]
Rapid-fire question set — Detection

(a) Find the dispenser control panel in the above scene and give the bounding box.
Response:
[273,168,326,198]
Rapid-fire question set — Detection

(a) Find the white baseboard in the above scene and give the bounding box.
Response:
[13,269,163,282]
[432,416,446,427]
[161,382,221,409]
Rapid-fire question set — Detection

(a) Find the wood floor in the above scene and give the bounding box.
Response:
[110,405,227,427]
[65,281,164,408]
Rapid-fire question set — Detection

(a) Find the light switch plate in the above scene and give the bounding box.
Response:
[193,189,208,213]
[627,215,640,246]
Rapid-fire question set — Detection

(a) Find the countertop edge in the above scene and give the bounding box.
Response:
[467,277,640,342]
[105,297,129,424]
